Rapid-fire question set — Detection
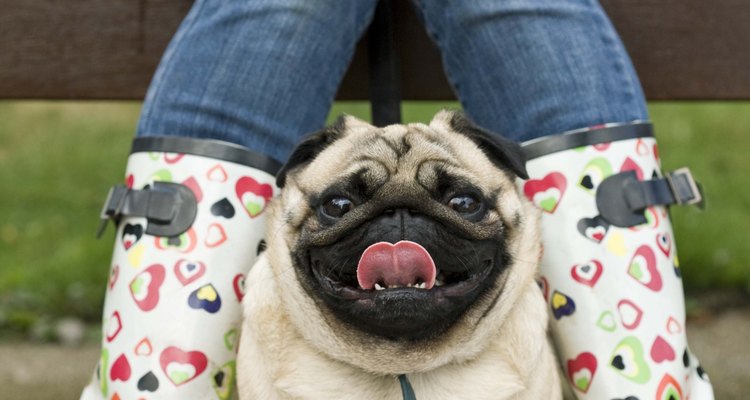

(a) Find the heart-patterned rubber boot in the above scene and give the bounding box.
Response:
[80,137,280,400]
[520,122,714,399]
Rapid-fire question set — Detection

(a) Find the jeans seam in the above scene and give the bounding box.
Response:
[138,0,208,134]
[410,0,472,113]
[591,1,647,121]
[410,0,648,133]
[325,2,380,107]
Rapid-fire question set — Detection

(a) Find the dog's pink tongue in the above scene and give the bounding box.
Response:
[357,241,437,290]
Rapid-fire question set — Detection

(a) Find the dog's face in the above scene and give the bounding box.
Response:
[268,110,540,373]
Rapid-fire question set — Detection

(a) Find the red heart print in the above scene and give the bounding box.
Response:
[122,223,144,251]
[110,353,132,382]
[620,157,644,181]
[125,174,134,189]
[577,216,610,243]
[593,142,611,151]
[523,172,567,213]
[154,228,198,254]
[233,273,246,302]
[160,346,208,386]
[617,299,644,330]
[205,223,228,248]
[656,232,672,257]
[538,277,549,301]
[627,245,662,291]
[656,373,682,399]
[570,260,603,287]
[207,164,228,182]
[181,176,203,203]
[635,139,649,156]
[106,311,123,343]
[134,337,153,356]
[666,316,682,334]
[650,335,676,363]
[630,206,661,232]
[567,352,597,393]
[130,264,166,312]
[587,226,606,242]
[179,228,198,254]
[164,153,185,164]
[235,176,274,218]
[174,259,206,286]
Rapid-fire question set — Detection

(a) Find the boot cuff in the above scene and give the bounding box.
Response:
[132,136,282,175]
[523,121,653,161]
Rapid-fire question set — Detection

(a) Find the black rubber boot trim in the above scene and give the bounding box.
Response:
[523,122,654,160]
[131,136,282,175]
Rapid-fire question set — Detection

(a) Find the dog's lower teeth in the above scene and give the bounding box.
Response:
[435,280,444,287]
[373,282,428,290]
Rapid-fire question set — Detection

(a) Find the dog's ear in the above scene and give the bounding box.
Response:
[276,115,353,188]
[436,110,529,180]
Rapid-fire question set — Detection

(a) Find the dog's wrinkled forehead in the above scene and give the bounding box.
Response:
[276,110,528,192]
[297,122,457,193]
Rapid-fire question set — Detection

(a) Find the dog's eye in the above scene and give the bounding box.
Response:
[448,195,482,214]
[321,196,354,218]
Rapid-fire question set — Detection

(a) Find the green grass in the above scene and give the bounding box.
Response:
[0,102,138,334]
[0,101,748,337]
[649,103,750,291]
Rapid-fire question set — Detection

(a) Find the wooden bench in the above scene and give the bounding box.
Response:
[2,0,748,108]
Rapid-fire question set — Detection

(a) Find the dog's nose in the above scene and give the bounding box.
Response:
[372,208,427,243]
[382,208,421,217]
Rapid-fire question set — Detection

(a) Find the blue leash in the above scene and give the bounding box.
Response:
[398,374,416,400]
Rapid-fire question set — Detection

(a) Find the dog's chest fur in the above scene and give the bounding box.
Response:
[237,255,560,400]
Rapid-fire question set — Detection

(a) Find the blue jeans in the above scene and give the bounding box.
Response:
[137,0,648,163]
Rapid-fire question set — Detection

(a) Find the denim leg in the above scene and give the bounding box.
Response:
[137,0,379,163]
[412,0,649,141]
[413,2,716,399]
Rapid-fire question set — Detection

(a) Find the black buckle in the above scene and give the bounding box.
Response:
[666,167,704,207]
[97,182,197,238]
[597,167,704,227]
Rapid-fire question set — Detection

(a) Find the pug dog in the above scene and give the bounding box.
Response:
[237,110,561,399]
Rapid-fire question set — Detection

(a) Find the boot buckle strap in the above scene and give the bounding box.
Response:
[665,167,703,206]
[597,167,704,227]
[97,182,197,238]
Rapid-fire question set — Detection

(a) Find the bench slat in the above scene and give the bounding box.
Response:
[1,0,748,100]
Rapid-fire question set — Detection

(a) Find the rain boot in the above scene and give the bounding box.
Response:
[520,122,714,399]
[81,136,280,399]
